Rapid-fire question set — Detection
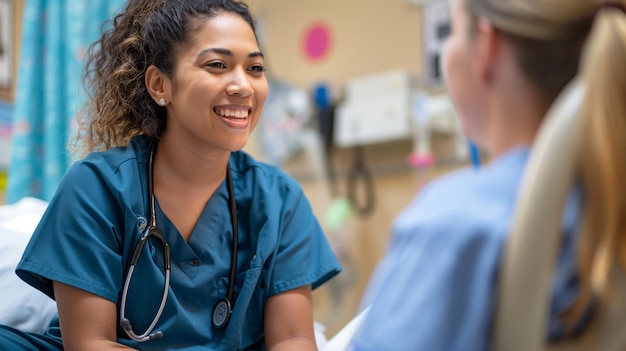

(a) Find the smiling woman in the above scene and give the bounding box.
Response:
[0,0,341,350]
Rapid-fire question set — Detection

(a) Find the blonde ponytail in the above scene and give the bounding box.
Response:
[574,2,626,324]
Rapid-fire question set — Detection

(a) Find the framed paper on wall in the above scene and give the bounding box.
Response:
[423,0,452,92]
[0,0,15,101]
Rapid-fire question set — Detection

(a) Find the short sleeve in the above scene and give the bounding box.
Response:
[266,178,341,296]
[352,223,503,351]
[16,155,128,302]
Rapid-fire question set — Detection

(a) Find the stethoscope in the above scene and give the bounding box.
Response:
[119,144,239,342]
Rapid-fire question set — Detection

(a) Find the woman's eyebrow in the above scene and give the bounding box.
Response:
[249,51,264,59]
[197,47,264,59]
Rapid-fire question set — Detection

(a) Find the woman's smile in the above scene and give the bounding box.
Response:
[214,106,251,130]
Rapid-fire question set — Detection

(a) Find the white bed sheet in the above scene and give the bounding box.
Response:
[0,197,57,333]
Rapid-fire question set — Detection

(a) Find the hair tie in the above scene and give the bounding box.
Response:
[597,1,626,14]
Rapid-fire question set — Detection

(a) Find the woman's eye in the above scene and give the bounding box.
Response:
[206,62,226,69]
[249,65,266,73]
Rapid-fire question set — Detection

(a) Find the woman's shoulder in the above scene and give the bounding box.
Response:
[61,136,149,194]
[74,136,150,172]
[428,148,529,198]
[229,150,302,191]
[393,148,531,242]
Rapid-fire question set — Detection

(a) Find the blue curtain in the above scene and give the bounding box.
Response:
[6,0,123,204]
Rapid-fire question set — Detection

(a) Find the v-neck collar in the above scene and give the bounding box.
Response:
[153,177,231,279]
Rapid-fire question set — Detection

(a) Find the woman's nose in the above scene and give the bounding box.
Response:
[226,68,254,97]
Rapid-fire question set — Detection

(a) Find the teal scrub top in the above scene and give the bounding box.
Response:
[15,135,341,350]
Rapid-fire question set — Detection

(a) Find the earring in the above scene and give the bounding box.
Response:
[159,98,166,106]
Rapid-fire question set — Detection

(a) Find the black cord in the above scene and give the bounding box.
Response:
[346,146,375,217]
[225,164,237,302]
[316,104,375,217]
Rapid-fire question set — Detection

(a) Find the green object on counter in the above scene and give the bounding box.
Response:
[325,197,352,232]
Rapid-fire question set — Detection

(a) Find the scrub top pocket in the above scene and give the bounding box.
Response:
[216,266,264,349]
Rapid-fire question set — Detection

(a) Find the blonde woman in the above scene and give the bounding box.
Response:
[351,0,626,350]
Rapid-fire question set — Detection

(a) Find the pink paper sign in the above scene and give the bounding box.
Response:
[303,23,332,62]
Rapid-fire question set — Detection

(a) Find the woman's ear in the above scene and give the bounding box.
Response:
[145,65,170,105]
[474,18,502,85]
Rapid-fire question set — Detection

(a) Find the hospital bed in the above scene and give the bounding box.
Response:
[324,78,626,351]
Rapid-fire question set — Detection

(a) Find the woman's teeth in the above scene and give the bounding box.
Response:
[215,108,249,118]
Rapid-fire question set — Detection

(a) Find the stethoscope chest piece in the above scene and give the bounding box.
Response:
[212,298,232,328]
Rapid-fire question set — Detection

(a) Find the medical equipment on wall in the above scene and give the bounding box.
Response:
[256,79,315,166]
[407,91,438,192]
[119,144,239,342]
[421,0,452,90]
[312,84,375,219]
[331,70,423,218]
[408,91,435,169]
[334,70,415,148]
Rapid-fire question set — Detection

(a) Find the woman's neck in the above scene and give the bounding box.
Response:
[484,82,549,160]
[153,134,231,193]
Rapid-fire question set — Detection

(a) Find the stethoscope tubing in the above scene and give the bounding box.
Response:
[120,145,171,341]
[225,164,238,304]
[119,144,238,342]
[120,264,171,341]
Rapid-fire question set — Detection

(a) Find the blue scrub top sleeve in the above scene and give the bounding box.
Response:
[266,179,341,296]
[16,154,128,302]
[352,226,503,351]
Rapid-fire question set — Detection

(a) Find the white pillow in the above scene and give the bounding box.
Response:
[0,197,57,333]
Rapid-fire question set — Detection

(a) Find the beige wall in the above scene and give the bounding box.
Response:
[247,0,424,94]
